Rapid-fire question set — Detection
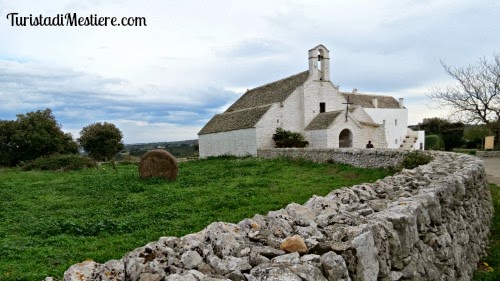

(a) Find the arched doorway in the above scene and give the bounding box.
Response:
[339,129,353,148]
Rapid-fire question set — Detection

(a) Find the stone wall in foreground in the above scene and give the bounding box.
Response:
[257,148,411,168]
[59,150,493,281]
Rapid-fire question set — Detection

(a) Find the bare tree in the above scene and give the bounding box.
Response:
[429,54,500,149]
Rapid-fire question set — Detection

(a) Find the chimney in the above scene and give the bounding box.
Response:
[372,97,378,108]
[352,88,357,94]
[399,98,404,108]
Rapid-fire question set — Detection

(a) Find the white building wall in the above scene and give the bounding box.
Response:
[199,128,257,158]
[348,108,385,148]
[305,130,328,148]
[364,108,408,149]
[327,118,364,148]
[280,87,305,132]
[302,81,344,131]
[255,104,282,149]
[413,130,426,150]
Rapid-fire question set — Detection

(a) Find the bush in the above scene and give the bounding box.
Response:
[272,128,309,148]
[425,135,444,150]
[21,154,96,171]
[400,151,433,170]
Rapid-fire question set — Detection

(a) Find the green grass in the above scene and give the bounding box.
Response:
[0,157,392,281]
[474,184,500,280]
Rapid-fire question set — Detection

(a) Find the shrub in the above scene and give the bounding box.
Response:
[21,154,96,171]
[400,151,433,170]
[425,134,444,150]
[139,149,178,180]
[272,128,309,148]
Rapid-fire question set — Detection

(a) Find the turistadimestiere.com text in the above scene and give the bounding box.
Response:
[5,13,147,27]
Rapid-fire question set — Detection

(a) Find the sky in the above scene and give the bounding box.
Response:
[0,0,499,144]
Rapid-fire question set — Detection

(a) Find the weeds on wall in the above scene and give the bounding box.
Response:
[398,151,433,170]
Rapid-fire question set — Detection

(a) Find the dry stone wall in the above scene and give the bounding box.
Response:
[58,150,493,281]
[477,151,500,157]
[258,148,410,168]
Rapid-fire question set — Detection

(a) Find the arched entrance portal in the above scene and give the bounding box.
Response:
[339,129,353,148]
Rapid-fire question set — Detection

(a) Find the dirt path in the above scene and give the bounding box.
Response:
[481,156,500,185]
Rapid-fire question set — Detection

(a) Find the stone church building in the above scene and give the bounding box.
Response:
[198,44,425,157]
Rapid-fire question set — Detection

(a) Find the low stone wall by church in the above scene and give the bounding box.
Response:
[477,150,500,157]
[58,151,492,281]
[258,148,411,168]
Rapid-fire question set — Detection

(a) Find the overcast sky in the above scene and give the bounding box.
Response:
[1,0,499,143]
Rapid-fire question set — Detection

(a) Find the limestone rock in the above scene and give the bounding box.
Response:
[139,273,163,281]
[181,250,203,269]
[100,260,125,281]
[291,263,328,281]
[271,252,300,264]
[280,235,307,253]
[208,255,252,275]
[247,264,302,281]
[64,260,101,281]
[250,245,285,258]
[352,231,379,281]
[164,274,197,281]
[320,252,350,281]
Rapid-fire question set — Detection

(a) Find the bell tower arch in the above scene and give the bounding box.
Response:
[308,44,330,81]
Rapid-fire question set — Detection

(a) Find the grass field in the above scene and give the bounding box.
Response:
[474,184,500,280]
[0,157,393,281]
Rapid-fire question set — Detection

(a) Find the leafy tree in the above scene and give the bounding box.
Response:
[464,124,489,149]
[425,135,444,150]
[439,122,465,151]
[464,124,490,141]
[429,54,500,149]
[0,109,78,166]
[418,117,449,135]
[416,118,464,151]
[272,128,309,148]
[78,122,124,161]
[0,120,16,166]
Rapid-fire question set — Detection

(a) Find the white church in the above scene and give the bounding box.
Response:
[198,44,425,158]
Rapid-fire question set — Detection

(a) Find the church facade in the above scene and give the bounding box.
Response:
[198,45,425,158]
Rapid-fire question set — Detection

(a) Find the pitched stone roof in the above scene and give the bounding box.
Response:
[359,121,380,127]
[199,71,310,135]
[226,71,309,112]
[198,105,271,135]
[341,93,401,109]
[305,110,343,131]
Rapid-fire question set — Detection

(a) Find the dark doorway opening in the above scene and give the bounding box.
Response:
[319,102,326,113]
[339,129,353,148]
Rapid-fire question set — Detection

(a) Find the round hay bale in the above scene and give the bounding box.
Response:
[139,149,178,180]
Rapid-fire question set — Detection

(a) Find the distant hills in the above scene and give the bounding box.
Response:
[123,139,199,158]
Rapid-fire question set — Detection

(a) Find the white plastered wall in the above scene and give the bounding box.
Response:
[305,130,328,148]
[413,130,426,150]
[198,128,257,158]
[302,80,344,130]
[364,108,408,149]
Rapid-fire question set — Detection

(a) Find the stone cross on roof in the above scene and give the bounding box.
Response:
[342,96,353,122]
